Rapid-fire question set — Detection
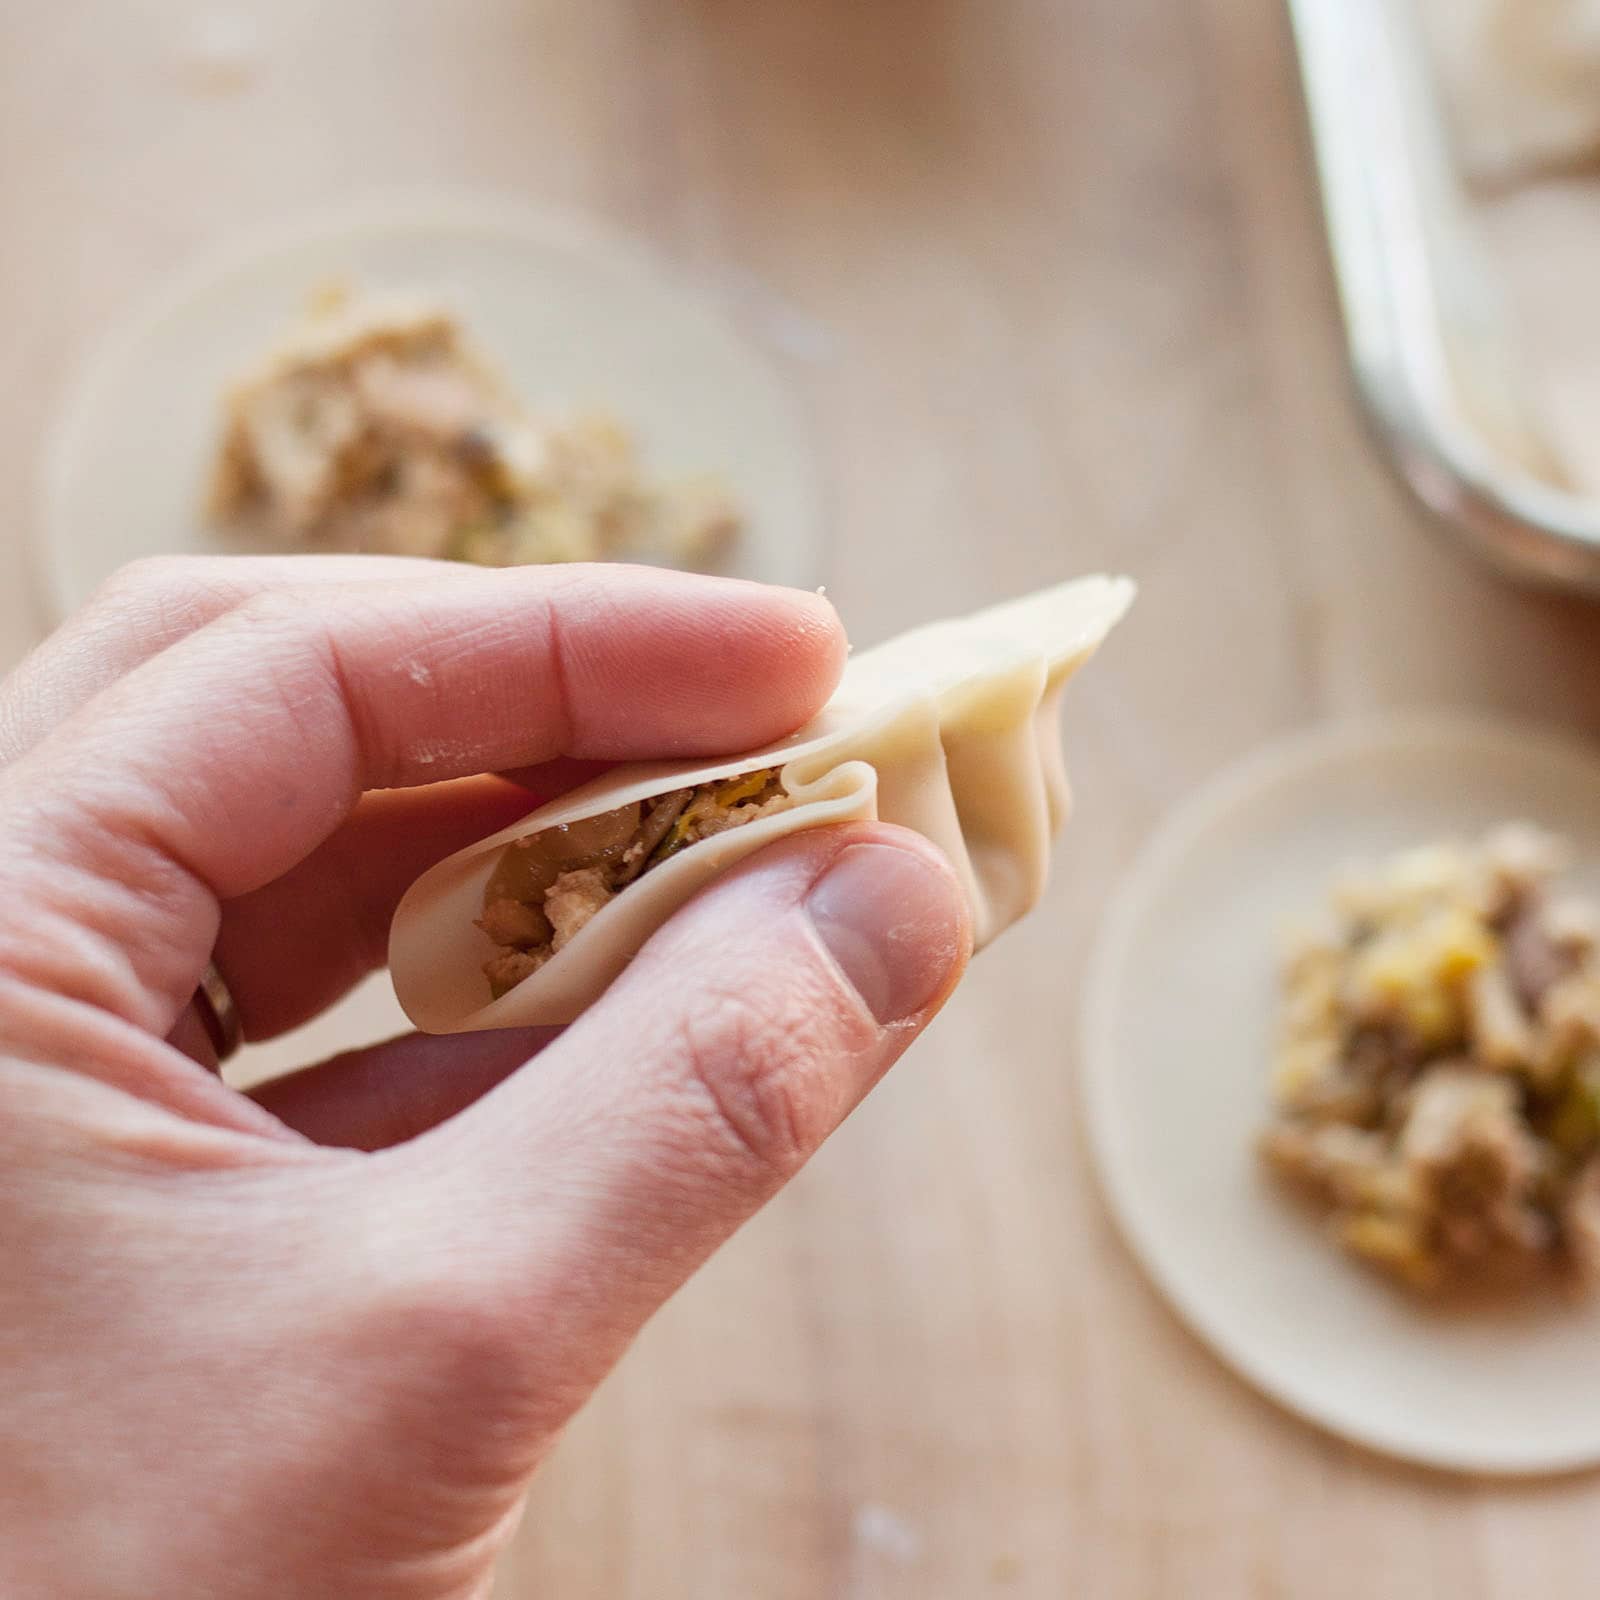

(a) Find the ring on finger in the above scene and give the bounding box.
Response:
[191,960,242,1063]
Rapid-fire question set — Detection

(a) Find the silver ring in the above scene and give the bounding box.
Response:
[192,961,242,1063]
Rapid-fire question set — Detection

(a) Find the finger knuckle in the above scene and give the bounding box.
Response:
[384,1273,524,1371]
[670,985,841,1179]
[227,590,413,787]
[365,1260,538,1401]
[347,1264,559,1473]
[89,555,231,631]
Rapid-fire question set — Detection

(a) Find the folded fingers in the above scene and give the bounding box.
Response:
[0,563,845,1051]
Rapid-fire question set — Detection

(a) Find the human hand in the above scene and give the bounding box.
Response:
[0,557,971,1600]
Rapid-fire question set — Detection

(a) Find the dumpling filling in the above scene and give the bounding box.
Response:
[206,282,742,568]
[1260,825,1600,1293]
[479,768,791,998]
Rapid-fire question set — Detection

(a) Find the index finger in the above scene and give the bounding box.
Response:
[0,563,844,1038]
[0,553,489,767]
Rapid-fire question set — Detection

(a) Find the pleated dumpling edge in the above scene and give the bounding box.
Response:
[389,574,1134,1033]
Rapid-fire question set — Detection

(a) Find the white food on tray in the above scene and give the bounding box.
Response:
[1418,0,1600,182]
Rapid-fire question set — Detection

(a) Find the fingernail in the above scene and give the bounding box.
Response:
[805,842,968,1024]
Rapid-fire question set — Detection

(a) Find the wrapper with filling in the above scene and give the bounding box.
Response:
[389,575,1135,1033]
[478,769,790,997]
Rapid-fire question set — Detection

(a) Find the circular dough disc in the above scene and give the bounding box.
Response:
[38,198,824,618]
[1082,712,1600,1474]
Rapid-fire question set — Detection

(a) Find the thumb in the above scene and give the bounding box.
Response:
[378,822,971,1420]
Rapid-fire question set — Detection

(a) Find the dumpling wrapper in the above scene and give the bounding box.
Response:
[390,574,1134,1033]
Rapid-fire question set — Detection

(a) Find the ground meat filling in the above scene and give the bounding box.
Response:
[479,768,790,999]
[1261,825,1600,1294]
[207,283,742,568]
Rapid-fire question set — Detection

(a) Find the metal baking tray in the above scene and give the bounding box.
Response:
[1287,0,1600,592]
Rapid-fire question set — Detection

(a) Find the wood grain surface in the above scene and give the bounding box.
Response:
[6,1,1600,1595]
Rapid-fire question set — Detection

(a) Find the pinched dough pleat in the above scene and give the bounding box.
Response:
[389,575,1134,1033]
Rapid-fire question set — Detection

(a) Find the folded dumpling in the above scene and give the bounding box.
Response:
[390,574,1134,1033]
